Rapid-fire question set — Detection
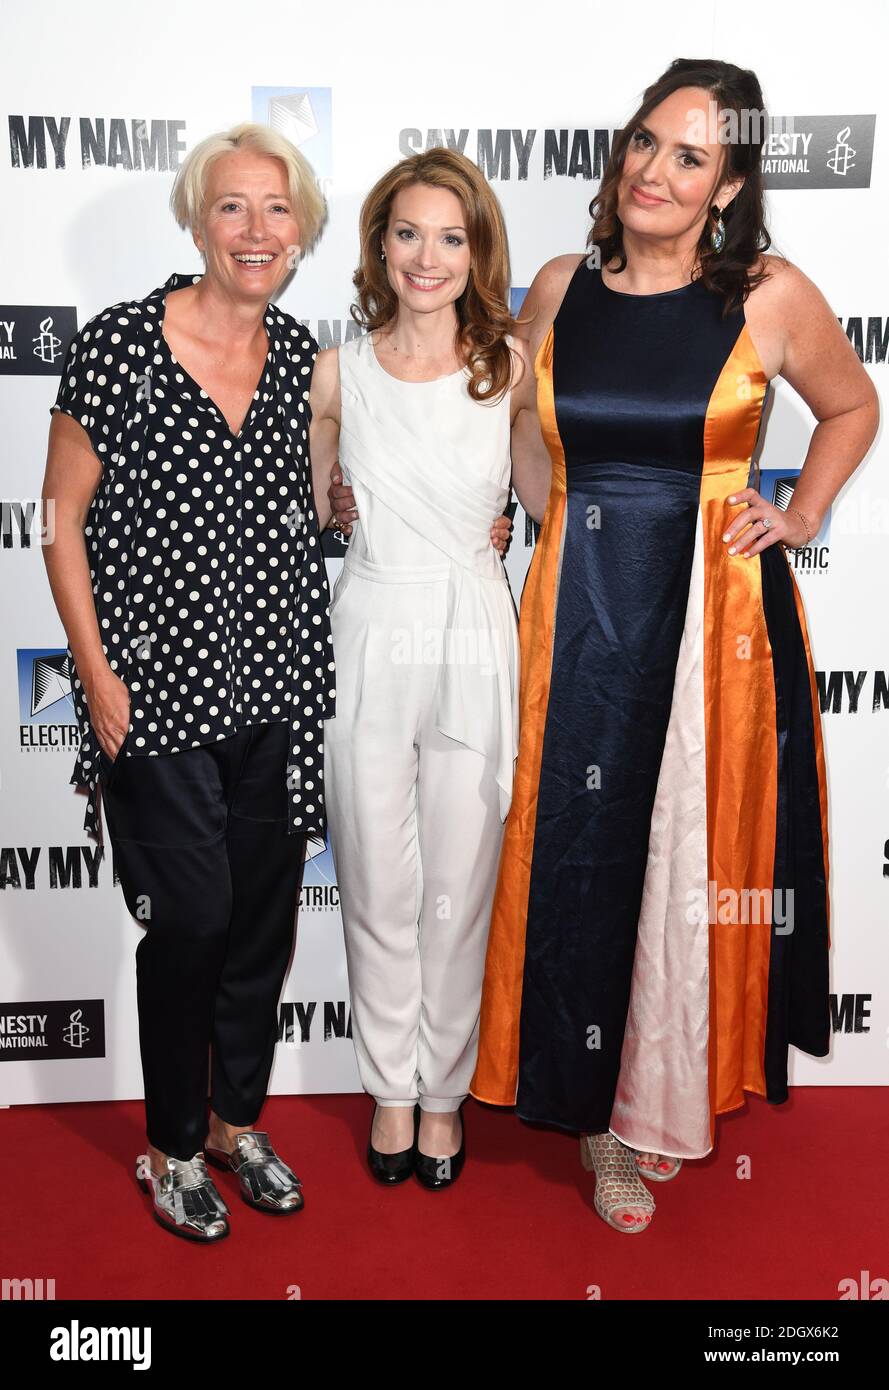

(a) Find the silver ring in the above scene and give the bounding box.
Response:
[760,516,773,530]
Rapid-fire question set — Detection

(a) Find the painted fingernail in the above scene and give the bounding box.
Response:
[722,533,731,541]
[728,495,737,503]
[728,546,736,554]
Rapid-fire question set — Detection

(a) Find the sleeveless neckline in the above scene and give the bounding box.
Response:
[598,267,703,299]
[367,330,469,385]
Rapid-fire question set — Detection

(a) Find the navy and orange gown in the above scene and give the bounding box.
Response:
[470,258,831,1158]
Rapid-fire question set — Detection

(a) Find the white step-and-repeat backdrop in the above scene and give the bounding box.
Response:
[1,0,886,1107]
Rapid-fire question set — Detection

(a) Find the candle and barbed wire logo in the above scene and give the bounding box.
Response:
[0,304,77,375]
[62,1008,90,1049]
[32,315,63,364]
[826,125,857,178]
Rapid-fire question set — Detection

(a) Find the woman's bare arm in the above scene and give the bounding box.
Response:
[308,347,341,532]
[41,412,129,756]
[773,263,879,530]
[726,259,880,556]
[507,254,584,524]
[508,335,551,524]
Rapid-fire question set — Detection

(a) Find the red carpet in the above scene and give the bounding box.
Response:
[3,1088,885,1300]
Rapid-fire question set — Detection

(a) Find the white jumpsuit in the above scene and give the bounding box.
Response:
[324,330,519,1112]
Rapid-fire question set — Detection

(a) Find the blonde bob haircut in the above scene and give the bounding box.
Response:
[169,121,327,253]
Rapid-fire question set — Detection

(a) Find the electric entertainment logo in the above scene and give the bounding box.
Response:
[17,648,78,753]
[758,468,831,575]
[299,831,339,911]
[251,86,332,192]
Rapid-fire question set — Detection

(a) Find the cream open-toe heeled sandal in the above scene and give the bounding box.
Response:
[633,1150,683,1182]
[580,1133,655,1233]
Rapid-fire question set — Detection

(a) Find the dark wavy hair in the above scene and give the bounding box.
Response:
[589,58,779,314]
[350,148,519,403]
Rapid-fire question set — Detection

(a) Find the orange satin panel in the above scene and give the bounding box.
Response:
[469,324,567,1104]
[789,568,832,951]
[699,323,774,1130]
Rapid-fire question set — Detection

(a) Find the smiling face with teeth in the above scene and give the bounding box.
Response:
[382,183,471,315]
[193,149,302,304]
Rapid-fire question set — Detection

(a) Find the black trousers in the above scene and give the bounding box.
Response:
[100,722,307,1158]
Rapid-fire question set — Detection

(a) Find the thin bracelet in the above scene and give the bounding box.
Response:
[782,505,812,549]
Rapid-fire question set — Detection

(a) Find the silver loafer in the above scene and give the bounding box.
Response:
[204,1131,304,1214]
[136,1152,230,1242]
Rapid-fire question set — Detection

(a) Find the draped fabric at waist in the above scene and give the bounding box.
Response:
[564,457,755,486]
[344,552,451,585]
[343,550,506,586]
[337,548,519,821]
[335,374,518,819]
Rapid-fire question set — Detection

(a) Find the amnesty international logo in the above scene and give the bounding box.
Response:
[62,1008,90,1049]
[762,114,875,188]
[0,303,77,375]
[32,315,63,364]
[0,1000,105,1060]
[826,125,857,178]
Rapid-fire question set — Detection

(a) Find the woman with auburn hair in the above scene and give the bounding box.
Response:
[42,121,331,1241]
[311,148,549,1188]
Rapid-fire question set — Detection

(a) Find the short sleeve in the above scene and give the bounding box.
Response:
[49,308,130,463]
[294,321,319,426]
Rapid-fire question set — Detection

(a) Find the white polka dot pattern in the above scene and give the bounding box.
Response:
[49,272,335,846]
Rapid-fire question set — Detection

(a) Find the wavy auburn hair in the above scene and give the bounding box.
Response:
[590,58,778,314]
[351,149,518,403]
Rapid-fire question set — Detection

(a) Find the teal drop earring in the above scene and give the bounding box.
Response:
[711,207,726,253]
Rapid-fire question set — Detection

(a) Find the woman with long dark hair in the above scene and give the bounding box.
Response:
[467,59,878,1231]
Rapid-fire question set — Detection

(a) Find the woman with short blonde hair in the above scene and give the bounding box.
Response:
[170,120,327,252]
[43,121,333,1242]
